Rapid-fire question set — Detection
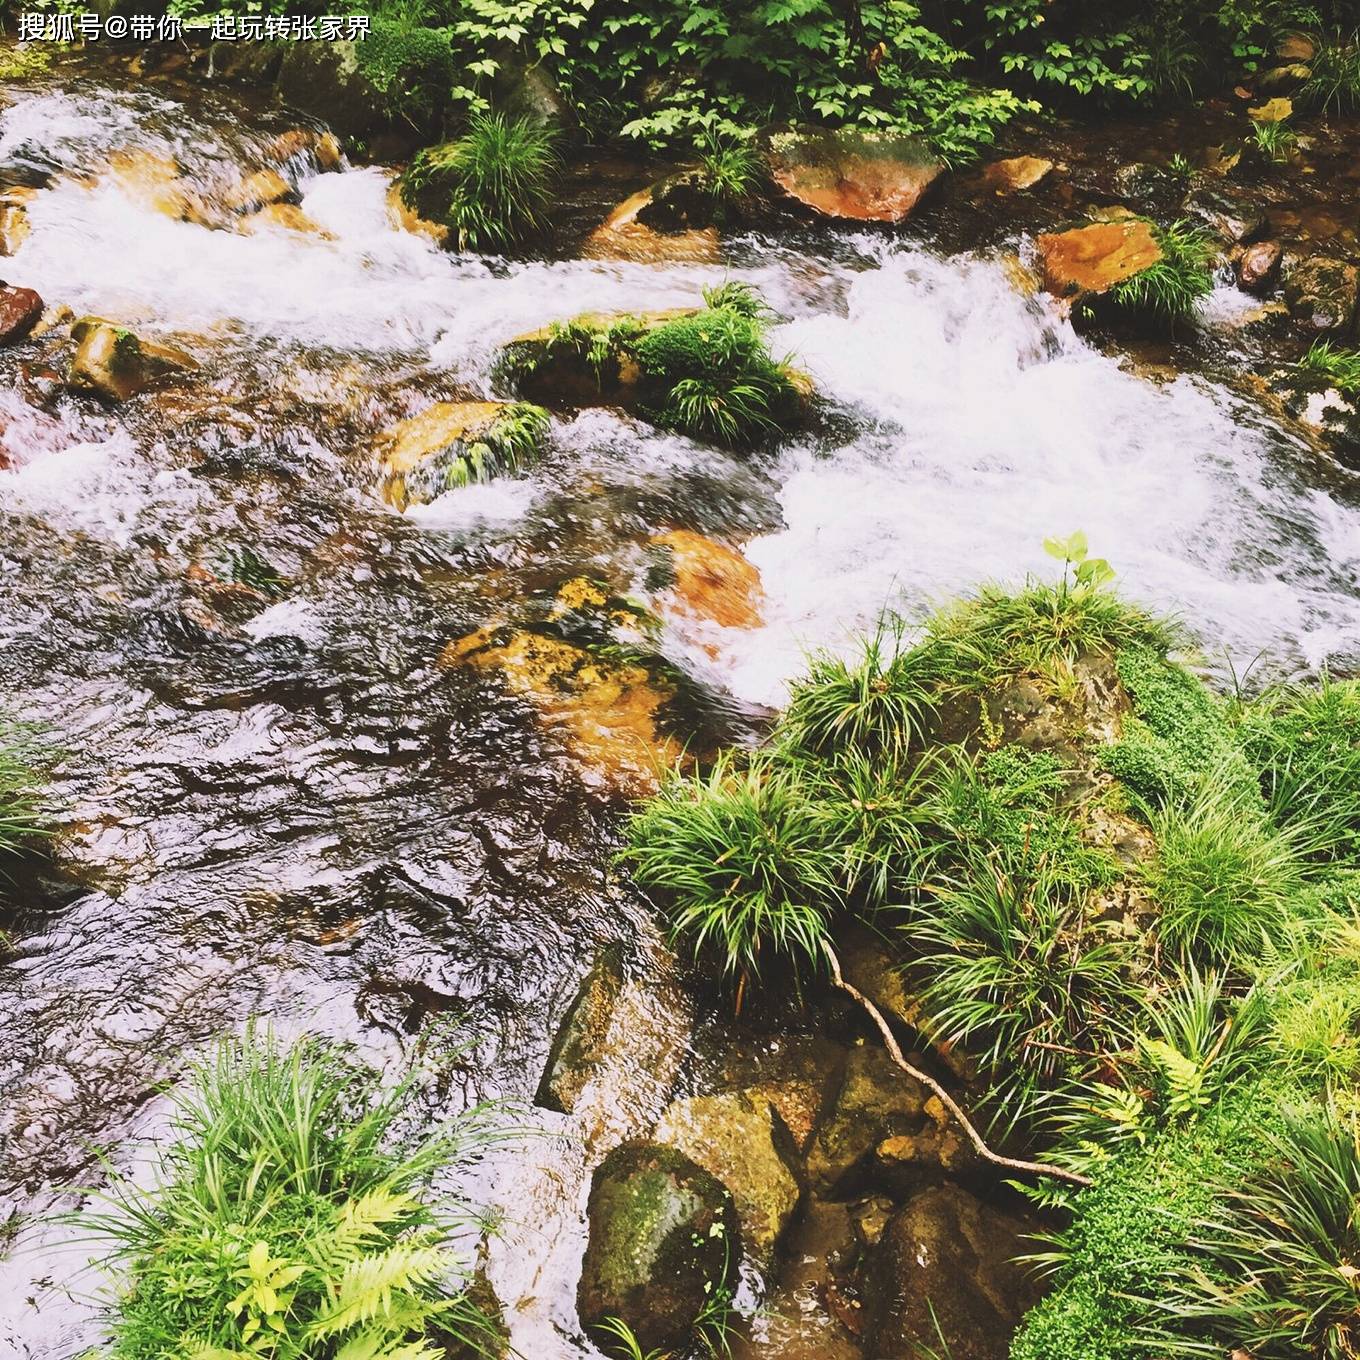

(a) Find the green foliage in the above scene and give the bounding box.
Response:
[1251,114,1298,161]
[1144,771,1303,964]
[0,722,46,859]
[1107,219,1216,324]
[595,1316,666,1360]
[1240,676,1360,865]
[1297,340,1360,395]
[698,132,762,207]
[453,403,550,489]
[356,17,455,127]
[904,846,1135,1121]
[1298,28,1360,112]
[0,45,52,79]
[399,113,559,251]
[1100,644,1243,805]
[634,294,801,448]
[777,618,940,761]
[81,1029,497,1360]
[620,751,843,983]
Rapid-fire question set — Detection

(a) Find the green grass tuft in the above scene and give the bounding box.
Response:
[698,132,762,206]
[1297,339,1360,395]
[80,1027,498,1359]
[1107,219,1216,323]
[1299,30,1360,114]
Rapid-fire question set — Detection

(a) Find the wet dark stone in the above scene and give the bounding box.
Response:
[0,284,42,345]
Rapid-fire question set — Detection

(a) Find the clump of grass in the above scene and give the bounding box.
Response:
[1299,30,1360,114]
[1144,771,1303,964]
[449,402,550,489]
[1108,219,1216,324]
[1240,676,1360,866]
[620,751,843,983]
[1251,116,1298,163]
[0,722,46,859]
[698,132,762,207]
[1297,340,1360,395]
[80,1028,498,1360]
[903,847,1135,1121]
[0,45,51,80]
[634,292,802,448]
[400,113,559,252]
[777,617,940,761]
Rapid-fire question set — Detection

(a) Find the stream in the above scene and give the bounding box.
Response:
[1,67,1359,1360]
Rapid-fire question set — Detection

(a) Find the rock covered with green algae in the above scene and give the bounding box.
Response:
[578,1140,739,1355]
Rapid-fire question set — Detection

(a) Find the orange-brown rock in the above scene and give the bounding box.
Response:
[228,167,293,213]
[762,125,944,224]
[0,187,36,256]
[1036,219,1163,299]
[108,149,188,219]
[583,188,720,265]
[264,128,343,171]
[650,529,764,630]
[980,155,1054,194]
[441,628,679,792]
[240,202,333,238]
[385,179,448,247]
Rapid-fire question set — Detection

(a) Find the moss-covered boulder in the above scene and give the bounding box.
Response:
[654,1089,800,1265]
[66,317,197,402]
[578,1141,739,1355]
[376,400,549,511]
[535,947,625,1115]
[1282,254,1359,337]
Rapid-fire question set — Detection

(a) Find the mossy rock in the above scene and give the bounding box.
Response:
[535,946,625,1114]
[66,318,197,402]
[578,1141,739,1355]
[376,400,550,511]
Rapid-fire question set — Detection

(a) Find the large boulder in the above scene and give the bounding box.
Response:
[376,400,550,510]
[761,125,944,224]
[0,283,42,345]
[1282,254,1359,337]
[535,947,625,1115]
[276,41,387,140]
[861,1184,1042,1360]
[578,1141,739,1355]
[1035,219,1163,301]
[66,318,197,401]
[654,1089,801,1265]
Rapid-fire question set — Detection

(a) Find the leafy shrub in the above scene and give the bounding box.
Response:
[1241,677,1360,866]
[620,751,843,982]
[1144,772,1303,964]
[1297,340,1360,395]
[904,847,1135,1119]
[777,618,940,761]
[1107,219,1216,323]
[399,113,559,251]
[82,1029,497,1360]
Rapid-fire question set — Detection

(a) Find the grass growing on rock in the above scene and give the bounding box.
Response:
[81,1028,500,1359]
[1107,219,1216,324]
[620,541,1360,1357]
[1298,340,1360,394]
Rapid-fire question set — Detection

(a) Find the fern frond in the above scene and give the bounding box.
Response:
[308,1241,451,1340]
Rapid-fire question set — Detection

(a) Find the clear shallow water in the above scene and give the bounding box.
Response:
[0,71,1358,1360]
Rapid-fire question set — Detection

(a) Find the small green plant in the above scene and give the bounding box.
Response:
[1144,770,1303,964]
[1108,219,1216,323]
[0,45,52,80]
[79,1028,498,1359]
[697,131,762,207]
[596,1315,668,1360]
[620,751,843,984]
[1166,151,1195,180]
[1251,115,1298,161]
[1299,29,1360,113]
[777,617,940,761]
[1297,340,1360,395]
[0,722,46,859]
[400,113,560,252]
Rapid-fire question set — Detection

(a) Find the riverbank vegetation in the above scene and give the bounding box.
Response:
[79,1029,501,1359]
[623,540,1360,1358]
[0,721,45,861]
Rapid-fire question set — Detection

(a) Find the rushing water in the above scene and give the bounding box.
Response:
[1,68,1359,1360]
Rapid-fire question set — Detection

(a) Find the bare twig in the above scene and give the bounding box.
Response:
[822,941,1093,1189]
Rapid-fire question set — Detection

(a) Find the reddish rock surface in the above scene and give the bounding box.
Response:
[0,284,43,345]
[1036,219,1163,298]
[1239,239,1283,293]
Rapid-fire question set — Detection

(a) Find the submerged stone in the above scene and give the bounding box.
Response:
[1282,254,1359,336]
[980,155,1054,194]
[536,947,626,1114]
[377,400,549,511]
[648,529,764,631]
[583,183,721,265]
[578,1140,739,1355]
[762,124,944,223]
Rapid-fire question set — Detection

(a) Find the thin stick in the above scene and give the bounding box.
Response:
[823,941,1092,1189]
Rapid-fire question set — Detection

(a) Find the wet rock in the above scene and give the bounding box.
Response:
[66,317,197,402]
[276,41,387,140]
[494,55,572,134]
[444,1270,511,1359]
[649,529,764,630]
[1255,61,1311,93]
[1185,185,1267,245]
[0,283,42,345]
[206,38,285,85]
[264,128,343,172]
[377,400,550,511]
[1238,239,1283,293]
[0,187,36,256]
[980,156,1053,194]
[849,1194,896,1250]
[583,181,721,265]
[1267,366,1360,467]
[1035,219,1162,300]
[386,178,449,247]
[761,124,944,224]
[441,624,679,793]
[228,167,295,213]
[579,1141,739,1355]
[655,1089,800,1264]
[1113,162,1187,218]
[239,202,333,237]
[1282,254,1359,336]
[861,1184,1041,1360]
[806,1045,931,1197]
[535,947,625,1114]
[1277,32,1316,62]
